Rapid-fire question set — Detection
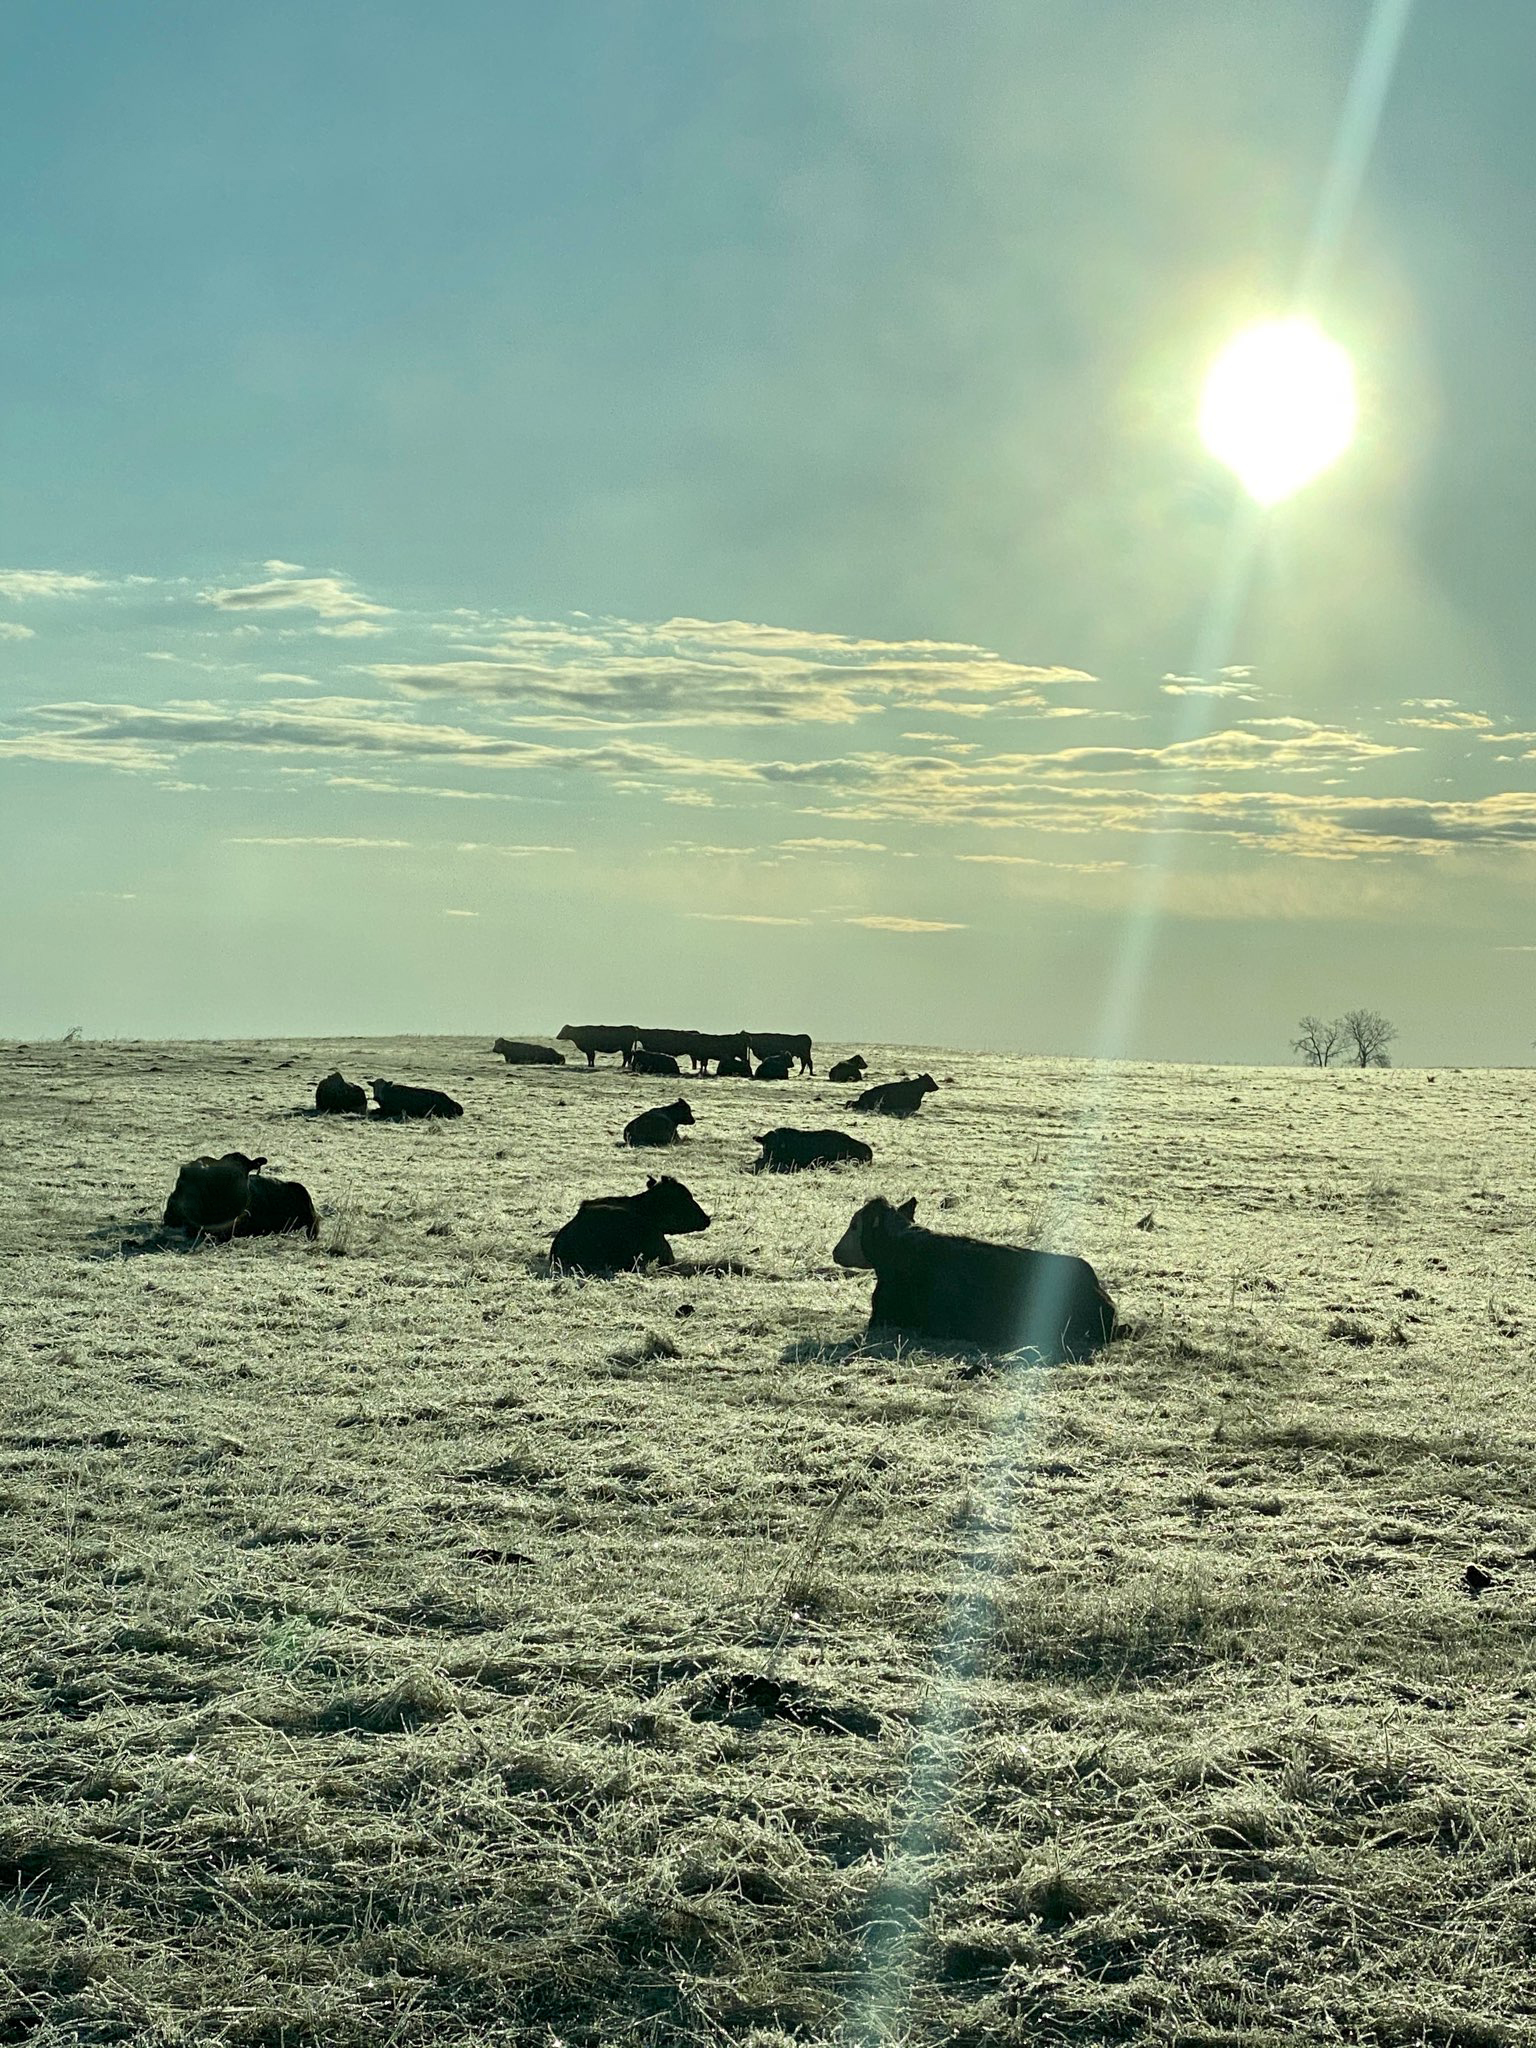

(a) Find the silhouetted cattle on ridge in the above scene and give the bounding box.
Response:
[828,1056,868,1084]
[315,1071,368,1115]
[748,1030,813,1074]
[549,1175,711,1273]
[558,1023,640,1068]
[371,1078,464,1120]
[636,1028,701,1066]
[630,1048,682,1077]
[847,1074,937,1118]
[753,1054,792,1082]
[163,1153,318,1242]
[714,1052,752,1078]
[493,1038,566,1066]
[692,1030,751,1073]
[752,1127,872,1173]
[833,1196,1116,1362]
[624,1099,695,1148]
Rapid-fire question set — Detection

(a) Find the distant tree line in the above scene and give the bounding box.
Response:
[1291,1009,1398,1068]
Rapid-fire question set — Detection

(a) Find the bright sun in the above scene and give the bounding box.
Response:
[1199,316,1357,506]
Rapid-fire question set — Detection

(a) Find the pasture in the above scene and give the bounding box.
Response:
[1,1036,1533,2047]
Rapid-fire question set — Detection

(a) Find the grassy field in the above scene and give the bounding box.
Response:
[1,1034,1533,2047]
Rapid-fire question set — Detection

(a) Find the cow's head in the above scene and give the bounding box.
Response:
[833,1195,917,1268]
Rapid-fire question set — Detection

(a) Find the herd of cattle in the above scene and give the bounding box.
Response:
[154,1027,1118,1363]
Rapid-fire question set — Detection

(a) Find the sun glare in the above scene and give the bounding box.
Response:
[1199,316,1358,505]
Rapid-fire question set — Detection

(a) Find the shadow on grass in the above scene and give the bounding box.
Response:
[777,1329,1058,1377]
[83,1219,197,1261]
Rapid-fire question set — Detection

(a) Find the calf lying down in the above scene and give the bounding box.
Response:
[834,1196,1115,1362]
[164,1153,319,1242]
[550,1175,711,1273]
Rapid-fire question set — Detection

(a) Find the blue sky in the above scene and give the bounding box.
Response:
[3,1,1535,1059]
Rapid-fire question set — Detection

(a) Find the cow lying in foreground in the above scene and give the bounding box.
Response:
[493,1038,566,1066]
[164,1153,319,1242]
[549,1176,710,1273]
[752,1127,872,1173]
[847,1074,937,1118]
[315,1071,368,1115]
[371,1079,464,1120]
[833,1196,1116,1362]
[623,1099,695,1148]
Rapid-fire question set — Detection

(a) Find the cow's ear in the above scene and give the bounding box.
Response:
[646,1175,657,1188]
[898,1197,918,1221]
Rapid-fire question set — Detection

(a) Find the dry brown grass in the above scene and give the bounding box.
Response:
[1,1035,1533,2045]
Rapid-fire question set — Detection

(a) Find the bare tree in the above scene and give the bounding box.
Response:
[1291,1015,1344,1066]
[1340,1008,1397,1068]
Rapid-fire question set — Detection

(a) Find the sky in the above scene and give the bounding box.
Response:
[3,0,1535,1063]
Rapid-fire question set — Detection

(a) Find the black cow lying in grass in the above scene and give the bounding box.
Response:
[833,1196,1116,1362]
[371,1078,464,1120]
[754,1054,793,1081]
[847,1073,937,1118]
[715,1053,752,1078]
[624,1099,695,1148]
[315,1071,368,1115]
[493,1038,566,1066]
[630,1048,682,1078]
[828,1055,868,1083]
[753,1128,873,1173]
[549,1176,711,1273]
[164,1153,319,1242]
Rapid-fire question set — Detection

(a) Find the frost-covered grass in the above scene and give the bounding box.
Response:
[1,1035,1533,2046]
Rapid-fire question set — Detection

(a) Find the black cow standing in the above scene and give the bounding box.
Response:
[747,1031,814,1074]
[558,1023,640,1068]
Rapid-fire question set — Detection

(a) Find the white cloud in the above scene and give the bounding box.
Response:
[0,569,111,599]
[844,915,967,932]
[0,621,36,640]
[452,841,574,856]
[443,908,479,918]
[199,573,392,620]
[258,671,321,686]
[227,835,416,849]
[778,836,888,853]
[1161,675,1260,699]
[685,911,812,926]
[368,615,1096,727]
